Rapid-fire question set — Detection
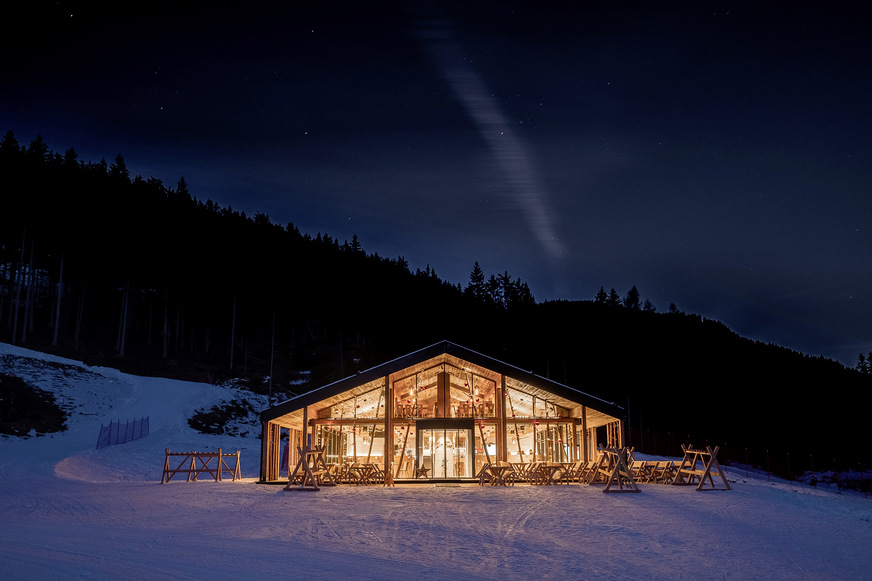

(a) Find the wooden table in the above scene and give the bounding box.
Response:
[510,462,531,480]
[536,463,564,485]
[486,464,514,486]
[347,463,375,485]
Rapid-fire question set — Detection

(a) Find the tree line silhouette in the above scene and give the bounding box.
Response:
[2,130,869,479]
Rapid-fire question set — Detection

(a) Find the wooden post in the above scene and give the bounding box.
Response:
[302,406,309,450]
[384,377,392,478]
[498,375,507,462]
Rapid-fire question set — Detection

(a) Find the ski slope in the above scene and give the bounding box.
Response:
[1,343,870,580]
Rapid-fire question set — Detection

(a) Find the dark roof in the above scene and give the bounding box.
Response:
[261,340,624,425]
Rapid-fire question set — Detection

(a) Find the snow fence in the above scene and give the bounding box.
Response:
[96,417,150,449]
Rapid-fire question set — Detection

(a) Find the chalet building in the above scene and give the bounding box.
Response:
[259,341,625,482]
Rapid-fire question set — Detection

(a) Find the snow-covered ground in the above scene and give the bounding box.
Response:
[1,343,870,580]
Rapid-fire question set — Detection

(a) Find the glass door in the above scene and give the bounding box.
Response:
[417,428,472,478]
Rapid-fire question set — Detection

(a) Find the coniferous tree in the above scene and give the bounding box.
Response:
[351,234,363,254]
[858,353,871,374]
[624,285,641,310]
[594,287,608,304]
[465,262,485,301]
[109,154,129,182]
[62,147,78,170]
[485,274,501,306]
[0,130,21,156]
[26,135,49,166]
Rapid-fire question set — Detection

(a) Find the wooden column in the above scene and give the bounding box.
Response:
[259,421,269,482]
[498,375,507,462]
[618,419,625,449]
[384,376,392,476]
[260,421,281,482]
[302,406,309,449]
[436,371,449,417]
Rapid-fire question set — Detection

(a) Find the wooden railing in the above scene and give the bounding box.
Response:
[161,449,241,483]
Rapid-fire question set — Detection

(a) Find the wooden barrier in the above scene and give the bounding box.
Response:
[161,449,242,483]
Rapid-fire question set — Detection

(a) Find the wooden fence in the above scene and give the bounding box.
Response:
[161,449,241,483]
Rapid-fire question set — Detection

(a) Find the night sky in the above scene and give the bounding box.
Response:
[3,1,870,366]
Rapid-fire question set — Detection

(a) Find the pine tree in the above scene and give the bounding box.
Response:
[624,285,641,310]
[465,262,485,301]
[594,287,608,304]
[26,135,49,166]
[485,274,501,306]
[859,353,871,374]
[62,148,78,170]
[176,176,190,199]
[0,130,21,156]
[109,153,129,182]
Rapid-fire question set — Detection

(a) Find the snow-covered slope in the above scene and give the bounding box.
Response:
[1,343,870,580]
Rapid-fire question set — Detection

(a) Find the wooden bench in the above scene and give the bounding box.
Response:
[284,444,335,491]
[671,445,731,491]
[588,447,641,493]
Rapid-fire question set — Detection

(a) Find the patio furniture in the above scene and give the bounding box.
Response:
[284,444,335,491]
[347,462,375,485]
[671,445,731,490]
[537,463,564,485]
[588,447,640,493]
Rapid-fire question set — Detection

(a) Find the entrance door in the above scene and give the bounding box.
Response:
[417,428,472,479]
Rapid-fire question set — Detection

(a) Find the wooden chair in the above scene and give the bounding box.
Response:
[562,461,584,483]
[369,463,385,482]
[476,462,492,486]
[526,462,545,484]
[497,461,517,485]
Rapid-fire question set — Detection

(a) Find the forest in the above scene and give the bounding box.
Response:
[2,130,869,479]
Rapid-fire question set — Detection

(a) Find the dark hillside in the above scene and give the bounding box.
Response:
[497,300,869,476]
[1,131,868,478]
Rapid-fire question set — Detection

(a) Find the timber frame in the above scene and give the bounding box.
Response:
[259,341,626,483]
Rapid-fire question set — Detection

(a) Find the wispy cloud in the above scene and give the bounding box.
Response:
[416,18,566,264]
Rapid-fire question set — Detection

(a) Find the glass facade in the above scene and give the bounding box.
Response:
[263,348,623,483]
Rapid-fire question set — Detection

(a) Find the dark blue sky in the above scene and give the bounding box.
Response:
[3,1,870,366]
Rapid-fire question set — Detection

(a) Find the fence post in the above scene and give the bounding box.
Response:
[161,448,170,483]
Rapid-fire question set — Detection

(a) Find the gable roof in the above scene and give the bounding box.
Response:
[261,340,624,429]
